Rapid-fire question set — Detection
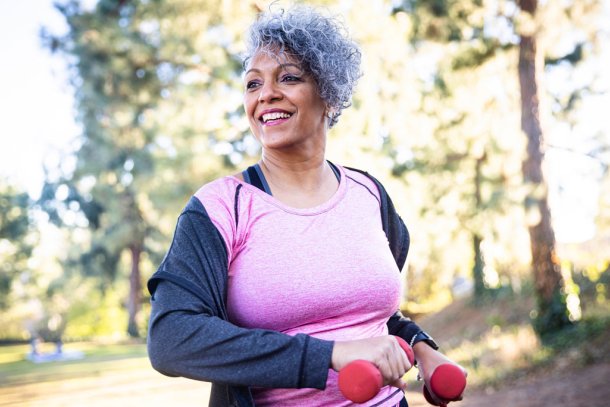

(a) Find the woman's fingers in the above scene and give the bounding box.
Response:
[373,335,411,384]
[377,338,405,383]
[332,336,412,385]
[390,377,408,391]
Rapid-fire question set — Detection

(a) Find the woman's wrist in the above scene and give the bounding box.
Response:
[330,341,346,371]
[413,340,438,361]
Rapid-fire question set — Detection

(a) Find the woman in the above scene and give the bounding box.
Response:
[147,5,464,407]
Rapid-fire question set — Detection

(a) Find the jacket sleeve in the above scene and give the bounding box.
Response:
[386,311,427,345]
[147,197,333,389]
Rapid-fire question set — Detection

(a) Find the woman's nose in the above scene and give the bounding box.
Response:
[258,81,282,103]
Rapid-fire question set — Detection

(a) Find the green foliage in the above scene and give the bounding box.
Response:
[451,38,510,70]
[388,0,607,339]
[0,184,31,239]
[393,0,482,42]
[542,313,610,352]
[64,289,127,340]
[36,0,264,337]
[41,0,164,277]
[0,180,35,310]
[572,263,610,304]
[39,1,151,334]
[531,289,572,340]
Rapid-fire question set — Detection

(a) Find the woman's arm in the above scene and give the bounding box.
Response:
[412,342,467,404]
[148,279,333,388]
[147,198,333,389]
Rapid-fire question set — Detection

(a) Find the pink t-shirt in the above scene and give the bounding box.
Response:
[194,165,404,406]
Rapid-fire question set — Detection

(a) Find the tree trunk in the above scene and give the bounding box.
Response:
[127,244,142,338]
[518,0,571,337]
[473,153,487,301]
[472,234,486,300]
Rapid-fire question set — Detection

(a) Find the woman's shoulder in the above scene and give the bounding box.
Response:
[342,165,377,181]
[341,165,383,199]
[193,175,242,206]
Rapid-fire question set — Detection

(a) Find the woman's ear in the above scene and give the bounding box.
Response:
[324,108,337,128]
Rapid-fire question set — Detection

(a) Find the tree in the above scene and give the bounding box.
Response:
[390,0,603,332]
[40,0,257,337]
[386,0,527,304]
[517,0,571,336]
[40,0,169,337]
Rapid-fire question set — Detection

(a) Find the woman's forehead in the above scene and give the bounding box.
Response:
[245,47,302,71]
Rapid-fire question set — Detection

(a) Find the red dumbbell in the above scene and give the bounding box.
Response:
[422,363,467,406]
[338,336,415,403]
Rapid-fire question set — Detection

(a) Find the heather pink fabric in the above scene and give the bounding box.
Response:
[194,165,405,406]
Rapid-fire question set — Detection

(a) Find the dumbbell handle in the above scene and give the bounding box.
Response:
[338,336,415,403]
[422,363,467,406]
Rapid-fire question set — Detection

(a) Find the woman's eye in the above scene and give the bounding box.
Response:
[282,75,301,82]
[246,81,260,90]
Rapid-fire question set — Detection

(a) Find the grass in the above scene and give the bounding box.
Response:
[0,341,211,407]
[0,342,146,385]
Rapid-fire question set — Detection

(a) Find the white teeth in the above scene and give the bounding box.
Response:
[261,112,291,122]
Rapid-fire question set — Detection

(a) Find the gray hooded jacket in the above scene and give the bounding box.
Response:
[147,169,428,406]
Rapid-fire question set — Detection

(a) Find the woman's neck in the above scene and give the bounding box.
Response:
[258,152,339,208]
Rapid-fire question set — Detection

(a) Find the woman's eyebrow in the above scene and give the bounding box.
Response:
[244,68,260,76]
[244,63,303,77]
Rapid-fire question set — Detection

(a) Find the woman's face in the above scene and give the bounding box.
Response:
[243,50,328,152]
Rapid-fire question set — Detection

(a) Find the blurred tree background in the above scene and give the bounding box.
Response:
[1,0,609,366]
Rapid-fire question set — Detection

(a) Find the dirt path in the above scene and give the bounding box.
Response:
[406,362,610,407]
[3,359,609,406]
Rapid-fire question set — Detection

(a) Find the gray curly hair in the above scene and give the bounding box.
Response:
[242,5,362,127]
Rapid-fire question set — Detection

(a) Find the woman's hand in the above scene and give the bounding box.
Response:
[331,336,413,390]
[413,343,467,404]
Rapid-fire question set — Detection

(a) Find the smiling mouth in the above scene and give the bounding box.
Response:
[260,111,293,124]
